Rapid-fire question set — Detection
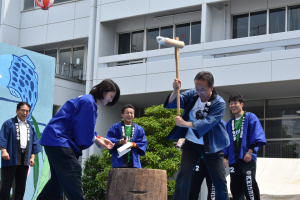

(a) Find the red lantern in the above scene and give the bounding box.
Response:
[35,0,54,10]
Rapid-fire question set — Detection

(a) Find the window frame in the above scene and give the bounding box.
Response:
[232,9,268,38]
[23,0,36,10]
[232,12,250,39]
[268,7,286,34]
[146,27,160,51]
[190,20,201,45]
[232,4,300,39]
[159,25,175,49]
[118,20,201,54]
[243,96,300,158]
[249,10,267,36]
[287,4,300,31]
[117,30,146,54]
[35,45,87,80]
[23,0,79,11]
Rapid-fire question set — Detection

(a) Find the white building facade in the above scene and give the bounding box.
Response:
[1,0,300,197]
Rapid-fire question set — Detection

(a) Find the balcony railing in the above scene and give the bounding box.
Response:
[263,140,300,158]
[57,63,83,80]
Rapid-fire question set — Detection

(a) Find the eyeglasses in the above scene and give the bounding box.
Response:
[195,89,207,94]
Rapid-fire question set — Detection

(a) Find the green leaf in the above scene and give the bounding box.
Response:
[35,153,50,199]
[30,116,40,199]
[33,153,39,192]
[82,104,182,199]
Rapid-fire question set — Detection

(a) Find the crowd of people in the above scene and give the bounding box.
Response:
[0,71,266,200]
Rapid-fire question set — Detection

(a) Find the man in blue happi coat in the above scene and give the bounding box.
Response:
[0,102,42,200]
[223,93,266,200]
[106,104,147,168]
[164,71,230,200]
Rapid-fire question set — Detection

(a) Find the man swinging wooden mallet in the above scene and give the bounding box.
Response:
[156,36,185,116]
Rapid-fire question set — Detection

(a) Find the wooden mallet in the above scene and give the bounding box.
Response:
[156,36,185,116]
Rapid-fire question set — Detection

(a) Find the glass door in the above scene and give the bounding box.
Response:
[72,46,85,80]
[59,48,71,77]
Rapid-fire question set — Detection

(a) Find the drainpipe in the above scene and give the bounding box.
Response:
[86,0,97,93]
[224,4,228,40]
[92,0,101,85]
[82,0,97,168]
[87,0,102,158]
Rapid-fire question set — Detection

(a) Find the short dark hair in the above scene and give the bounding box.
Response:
[121,104,135,114]
[89,79,120,107]
[194,71,214,87]
[17,102,31,111]
[228,93,245,103]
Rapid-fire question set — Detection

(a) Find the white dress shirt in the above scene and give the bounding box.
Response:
[17,117,28,149]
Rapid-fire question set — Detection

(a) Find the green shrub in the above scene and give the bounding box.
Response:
[82,154,106,200]
[82,104,182,199]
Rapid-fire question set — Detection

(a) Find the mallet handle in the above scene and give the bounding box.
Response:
[175,37,180,116]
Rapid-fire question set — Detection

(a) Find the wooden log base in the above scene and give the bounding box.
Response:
[106,168,168,200]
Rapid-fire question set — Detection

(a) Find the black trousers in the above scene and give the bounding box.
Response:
[229,160,260,200]
[0,152,28,200]
[174,140,229,200]
[36,146,84,200]
[188,158,213,200]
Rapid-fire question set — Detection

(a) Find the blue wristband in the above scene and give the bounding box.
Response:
[246,152,252,155]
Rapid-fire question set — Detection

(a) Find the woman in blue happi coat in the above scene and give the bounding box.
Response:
[37,79,120,200]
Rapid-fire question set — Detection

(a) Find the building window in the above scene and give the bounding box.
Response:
[24,0,35,10]
[269,7,286,34]
[118,33,130,54]
[24,0,73,10]
[244,97,300,158]
[118,31,144,54]
[233,11,267,38]
[160,26,173,49]
[175,22,201,46]
[59,48,72,77]
[54,0,70,4]
[59,47,85,80]
[176,23,190,46]
[131,31,144,52]
[36,46,85,81]
[265,98,300,118]
[147,28,159,51]
[242,100,264,118]
[233,13,249,38]
[120,21,201,53]
[72,46,85,80]
[288,5,300,31]
[191,21,201,44]
[250,10,267,36]
[233,5,300,38]
[45,49,57,61]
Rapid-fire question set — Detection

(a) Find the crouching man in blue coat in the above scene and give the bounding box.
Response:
[164,71,230,200]
[106,104,147,168]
